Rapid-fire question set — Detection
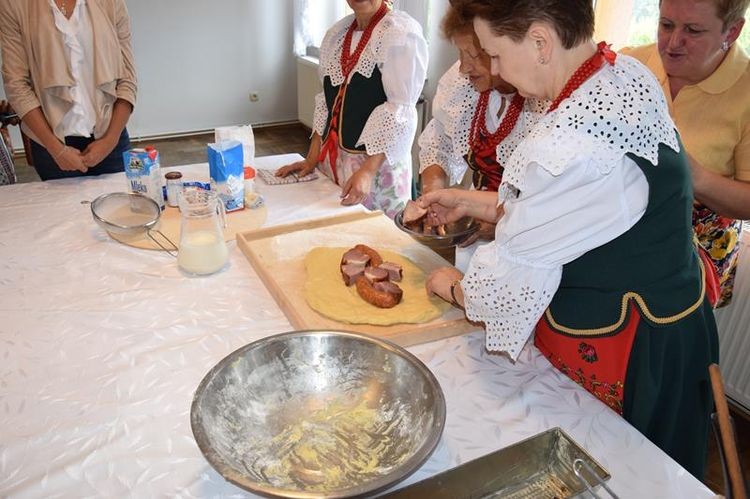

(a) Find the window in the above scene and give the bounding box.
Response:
[624,0,750,52]
[293,0,428,58]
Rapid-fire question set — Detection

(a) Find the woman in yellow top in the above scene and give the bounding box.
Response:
[622,0,750,307]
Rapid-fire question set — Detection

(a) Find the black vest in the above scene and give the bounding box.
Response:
[548,138,704,330]
[322,66,387,152]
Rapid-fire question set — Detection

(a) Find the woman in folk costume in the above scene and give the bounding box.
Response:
[421,0,718,479]
[418,0,546,270]
[277,0,428,219]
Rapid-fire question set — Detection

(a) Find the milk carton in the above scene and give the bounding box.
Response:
[123,146,165,210]
[208,140,244,212]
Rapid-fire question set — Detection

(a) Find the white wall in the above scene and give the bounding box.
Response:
[0,0,299,144]
[126,0,297,138]
[422,0,455,115]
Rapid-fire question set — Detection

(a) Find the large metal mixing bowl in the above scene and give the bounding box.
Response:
[190,330,446,498]
[394,210,479,250]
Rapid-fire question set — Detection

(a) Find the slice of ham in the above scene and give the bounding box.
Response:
[364,266,389,283]
[341,249,370,267]
[341,263,366,286]
[378,262,403,282]
[402,199,428,224]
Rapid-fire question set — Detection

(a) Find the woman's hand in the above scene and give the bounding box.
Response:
[341,153,384,206]
[341,167,376,206]
[81,137,117,167]
[55,145,87,173]
[276,159,316,178]
[425,266,464,306]
[419,188,502,226]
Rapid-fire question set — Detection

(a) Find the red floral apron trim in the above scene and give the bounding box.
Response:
[535,302,641,414]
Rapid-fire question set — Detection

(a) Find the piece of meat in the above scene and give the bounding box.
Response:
[378,262,403,282]
[354,244,383,267]
[373,281,403,303]
[355,276,402,308]
[341,248,370,267]
[402,199,428,224]
[341,263,366,286]
[364,266,388,283]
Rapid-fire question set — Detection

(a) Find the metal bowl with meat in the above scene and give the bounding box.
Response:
[394,207,480,251]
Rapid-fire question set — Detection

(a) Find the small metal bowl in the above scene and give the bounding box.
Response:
[394,209,479,250]
[190,330,446,498]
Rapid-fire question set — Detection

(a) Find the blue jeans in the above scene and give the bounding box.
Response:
[31,129,131,181]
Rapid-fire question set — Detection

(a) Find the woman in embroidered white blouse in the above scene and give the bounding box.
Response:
[421,0,719,480]
[275,0,428,219]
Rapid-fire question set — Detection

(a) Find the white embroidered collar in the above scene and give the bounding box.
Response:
[499,54,680,201]
[319,10,418,86]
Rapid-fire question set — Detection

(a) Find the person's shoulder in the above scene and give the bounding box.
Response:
[619,43,657,65]
[437,61,468,90]
[381,10,424,38]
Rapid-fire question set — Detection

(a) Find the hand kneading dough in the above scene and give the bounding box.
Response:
[304,247,448,325]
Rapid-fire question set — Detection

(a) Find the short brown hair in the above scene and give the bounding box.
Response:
[452,0,594,50]
[442,0,475,39]
[709,0,749,28]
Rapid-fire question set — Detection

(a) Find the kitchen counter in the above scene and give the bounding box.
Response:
[0,154,713,497]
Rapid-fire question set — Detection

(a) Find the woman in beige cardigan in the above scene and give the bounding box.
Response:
[0,0,137,180]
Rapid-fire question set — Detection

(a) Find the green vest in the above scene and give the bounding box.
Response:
[322,66,387,153]
[547,138,705,331]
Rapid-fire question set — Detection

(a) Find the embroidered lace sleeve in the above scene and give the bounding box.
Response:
[463,155,649,359]
[311,92,328,137]
[418,61,477,184]
[355,12,428,164]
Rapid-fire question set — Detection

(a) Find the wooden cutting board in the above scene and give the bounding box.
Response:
[236,211,478,347]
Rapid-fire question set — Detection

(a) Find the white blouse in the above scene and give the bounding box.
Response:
[49,0,99,138]
[312,10,428,166]
[418,61,547,185]
[461,55,681,360]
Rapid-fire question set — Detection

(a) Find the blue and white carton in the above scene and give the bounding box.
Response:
[208,140,244,212]
[123,146,165,210]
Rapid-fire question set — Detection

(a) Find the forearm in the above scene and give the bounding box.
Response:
[691,156,750,219]
[101,99,132,144]
[421,164,448,193]
[305,133,322,166]
[21,107,64,154]
[460,190,503,222]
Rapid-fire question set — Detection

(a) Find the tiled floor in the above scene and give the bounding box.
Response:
[12,123,312,184]
[10,123,749,495]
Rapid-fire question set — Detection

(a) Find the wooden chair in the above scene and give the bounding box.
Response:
[0,129,16,185]
[710,364,748,499]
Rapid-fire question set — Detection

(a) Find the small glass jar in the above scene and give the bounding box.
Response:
[165,171,183,208]
[243,166,256,194]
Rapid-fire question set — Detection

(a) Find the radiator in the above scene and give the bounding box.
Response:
[296,56,323,129]
[715,230,750,413]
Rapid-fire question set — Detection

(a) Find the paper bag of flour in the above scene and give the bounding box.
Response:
[215,125,255,167]
[208,140,244,212]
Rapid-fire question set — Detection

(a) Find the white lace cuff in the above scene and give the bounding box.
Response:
[357,102,417,165]
[418,119,468,185]
[462,243,561,360]
[312,92,328,137]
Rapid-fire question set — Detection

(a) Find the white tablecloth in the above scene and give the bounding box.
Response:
[0,154,712,498]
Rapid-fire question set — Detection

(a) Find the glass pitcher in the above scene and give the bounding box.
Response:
[177,187,228,275]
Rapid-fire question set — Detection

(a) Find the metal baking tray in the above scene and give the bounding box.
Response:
[380,427,614,498]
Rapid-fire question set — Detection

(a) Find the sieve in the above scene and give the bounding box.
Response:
[89,192,178,255]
